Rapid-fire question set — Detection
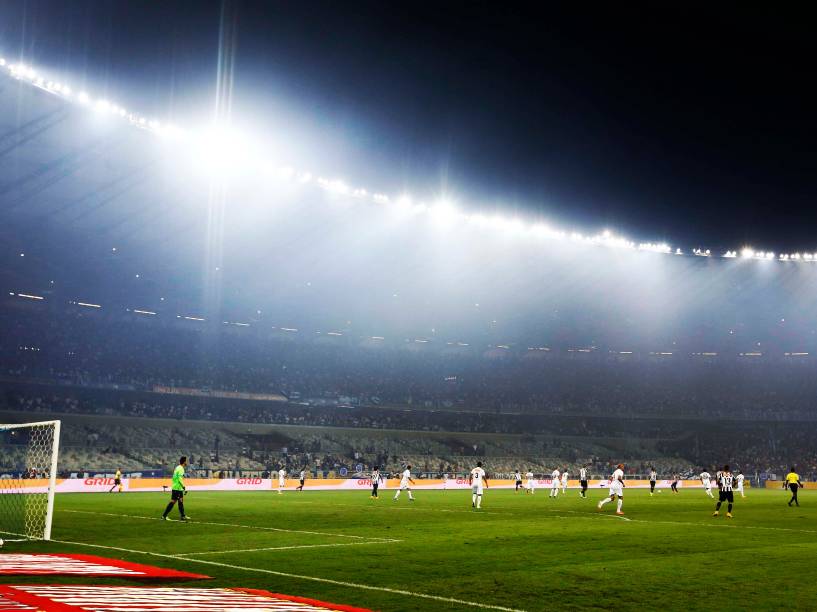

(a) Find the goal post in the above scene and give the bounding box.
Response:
[0,420,61,541]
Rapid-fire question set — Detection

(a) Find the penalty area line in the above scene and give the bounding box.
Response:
[41,538,526,612]
[62,509,394,541]
[177,539,402,557]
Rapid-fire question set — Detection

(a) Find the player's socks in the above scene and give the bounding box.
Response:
[616,499,623,513]
[597,497,611,510]
[162,502,174,518]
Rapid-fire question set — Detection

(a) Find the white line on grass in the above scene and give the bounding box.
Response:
[39,538,526,612]
[62,510,394,541]
[177,540,400,557]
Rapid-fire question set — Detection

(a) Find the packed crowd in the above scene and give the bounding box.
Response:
[3,307,817,423]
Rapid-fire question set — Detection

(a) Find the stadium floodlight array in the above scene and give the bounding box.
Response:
[0,420,61,541]
[2,55,816,262]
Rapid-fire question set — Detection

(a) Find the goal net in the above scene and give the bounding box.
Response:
[0,420,61,541]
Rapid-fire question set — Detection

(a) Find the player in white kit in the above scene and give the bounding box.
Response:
[550,469,561,498]
[597,463,625,515]
[700,470,714,498]
[393,465,415,501]
[560,470,569,495]
[469,461,488,509]
[525,470,535,494]
[735,470,745,498]
[277,468,286,494]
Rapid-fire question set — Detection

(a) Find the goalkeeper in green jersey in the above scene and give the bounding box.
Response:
[161,456,189,521]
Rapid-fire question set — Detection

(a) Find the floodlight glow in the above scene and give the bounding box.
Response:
[429,200,460,226]
[741,248,755,259]
[190,125,254,178]
[373,193,390,203]
[77,91,90,104]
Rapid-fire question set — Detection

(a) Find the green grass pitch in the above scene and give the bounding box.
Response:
[4,487,817,611]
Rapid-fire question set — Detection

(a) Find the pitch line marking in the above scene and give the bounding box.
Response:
[39,538,526,612]
[62,509,394,541]
[177,540,401,557]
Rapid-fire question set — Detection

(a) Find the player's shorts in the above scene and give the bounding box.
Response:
[609,483,623,497]
[515,480,522,486]
[703,482,712,490]
[472,484,484,495]
[551,481,560,489]
[400,482,410,490]
[718,490,734,503]
[299,479,305,485]
[114,479,121,485]
[527,481,535,489]
[580,480,588,488]
[171,489,184,501]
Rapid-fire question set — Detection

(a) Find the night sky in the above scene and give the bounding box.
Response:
[1,2,816,251]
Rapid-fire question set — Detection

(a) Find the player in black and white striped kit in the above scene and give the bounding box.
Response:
[579,466,589,498]
[712,464,735,518]
[370,466,384,499]
[649,468,657,496]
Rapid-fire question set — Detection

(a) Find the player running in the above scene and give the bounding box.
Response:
[277,467,287,494]
[393,465,415,501]
[649,467,657,496]
[598,463,625,515]
[296,469,306,492]
[470,461,488,509]
[670,474,679,493]
[109,468,122,493]
[161,456,189,521]
[560,469,569,495]
[713,464,735,518]
[735,470,745,498]
[525,470,535,495]
[700,469,714,498]
[550,468,561,498]
[370,466,384,499]
[579,465,589,498]
[514,470,523,493]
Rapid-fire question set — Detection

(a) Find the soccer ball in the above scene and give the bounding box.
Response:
[658,490,662,494]
[0,538,4,547]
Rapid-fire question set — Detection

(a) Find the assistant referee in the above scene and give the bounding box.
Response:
[784,467,803,507]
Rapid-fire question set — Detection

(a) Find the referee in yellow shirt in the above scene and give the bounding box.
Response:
[784,467,802,507]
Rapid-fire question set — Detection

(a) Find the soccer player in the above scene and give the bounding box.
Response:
[296,469,306,492]
[713,464,735,518]
[161,456,189,521]
[277,467,286,494]
[560,469,569,495]
[597,463,625,515]
[735,470,745,498]
[393,465,415,501]
[784,467,802,507]
[649,467,657,496]
[579,465,589,498]
[109,468,122,493]
[470,461,488,509]
[550,468,560,498]
[514,470,523,493]
[525,470,535,495]
[700,469,714,498]
[370,466,384,499]
[670,474,679,493]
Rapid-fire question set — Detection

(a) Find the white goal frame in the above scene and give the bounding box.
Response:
[0,419,61,540]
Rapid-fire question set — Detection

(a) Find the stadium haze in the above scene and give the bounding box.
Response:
[3,5,817,611]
